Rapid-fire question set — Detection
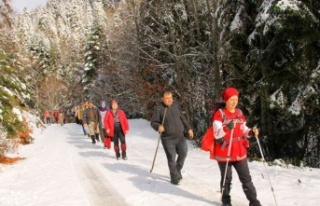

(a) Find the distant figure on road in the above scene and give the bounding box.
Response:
[97,100,111,149]
[44,110,51,124]
[58,109,64,126]
[53,110,59,124]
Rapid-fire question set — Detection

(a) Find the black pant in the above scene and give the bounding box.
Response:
[218,160,261,205]
[113,124,126,157]
[161,136,188,180]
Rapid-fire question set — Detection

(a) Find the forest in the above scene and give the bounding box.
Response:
[0,0,319,167]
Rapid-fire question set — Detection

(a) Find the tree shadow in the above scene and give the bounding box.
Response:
[65,124,220,205]
[78,150,115,159]
[102,162,220,205]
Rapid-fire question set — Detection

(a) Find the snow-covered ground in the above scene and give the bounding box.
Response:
[1,119,320,206]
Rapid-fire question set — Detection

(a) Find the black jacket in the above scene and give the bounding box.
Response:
[151,102,191,139]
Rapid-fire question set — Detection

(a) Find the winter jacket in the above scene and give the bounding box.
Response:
[104,109,129,137]
[53,111,59,119]
[97,106,109,128]
[44,111,50,118]
[82,107,98,125]
[97,106,109,138]
[150,102,191,139]
[76,108,82,120]
[212,108,251,162]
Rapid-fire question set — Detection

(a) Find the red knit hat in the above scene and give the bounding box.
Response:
[222,87,239,102]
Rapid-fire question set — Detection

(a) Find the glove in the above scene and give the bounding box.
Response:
[226,121,235,130]
[215,138,224,145]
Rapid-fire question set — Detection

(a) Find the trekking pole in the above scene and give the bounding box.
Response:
[256,134,278,206]
[150,108,167,173]
[221,128,234,200]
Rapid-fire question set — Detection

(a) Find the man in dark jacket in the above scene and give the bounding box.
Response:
[151,90,194,185]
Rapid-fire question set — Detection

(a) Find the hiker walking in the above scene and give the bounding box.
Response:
[83,101,100,144]
[97,100,111,149]
[211,87,261,206]
[58,109,64,126]
[104,100,129,160]
[150,90,194,185]
[53,110,59,124]
[78,103,87,135]
[44,110,51,124]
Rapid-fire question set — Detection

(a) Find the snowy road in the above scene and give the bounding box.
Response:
[0,121,242,206]
[1,119,320,206]
[0,123,127,206]
[69,128,127,206]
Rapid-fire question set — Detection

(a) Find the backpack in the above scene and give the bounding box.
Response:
[201,109,225,159]
[201,125,215,159]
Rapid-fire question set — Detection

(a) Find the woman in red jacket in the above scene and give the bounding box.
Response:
[104,100,129,160]
[212,87,261,206]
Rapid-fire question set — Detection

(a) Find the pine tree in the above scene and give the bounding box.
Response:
[82,25,103,84]
[223,0,320,166]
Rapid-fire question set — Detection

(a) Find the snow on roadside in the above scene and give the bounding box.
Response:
[0,119,320,206]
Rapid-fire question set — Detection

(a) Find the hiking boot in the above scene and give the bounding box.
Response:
[90,135,96,144]
[122,156,128,160]
[249,201,261,206]
[170,178,180,185]
[116,151,120,160]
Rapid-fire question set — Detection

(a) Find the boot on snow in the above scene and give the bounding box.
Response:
[90,135,96,144]
[121,144,127,160]
[95,133,100,142]
[115,145,120,160]
[170,178,180,185]
[249,201,262,206]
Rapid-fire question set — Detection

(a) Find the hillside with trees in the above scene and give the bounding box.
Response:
[0,0,319,167]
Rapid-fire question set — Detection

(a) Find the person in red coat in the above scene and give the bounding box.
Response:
[212,87,261,206]
[44,110,51,124]
[104,100,129,160]
[53,110,59,124]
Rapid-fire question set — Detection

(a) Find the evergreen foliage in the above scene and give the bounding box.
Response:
[1,0,319,167]
[0,0,32,157]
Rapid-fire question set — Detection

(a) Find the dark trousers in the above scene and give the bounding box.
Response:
[113,124,126,158]
[218,160,260,205]
[161,136,188,180]
[81,121,86,135]
[45,117,50,124]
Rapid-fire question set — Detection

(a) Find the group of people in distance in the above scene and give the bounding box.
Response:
[73,87,261,206]
[43,109,65,126]
[74,99,129,160]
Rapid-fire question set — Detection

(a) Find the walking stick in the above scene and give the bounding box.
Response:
[256,135,278,206]
[221,128,234,201]
[150,108,167,173]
